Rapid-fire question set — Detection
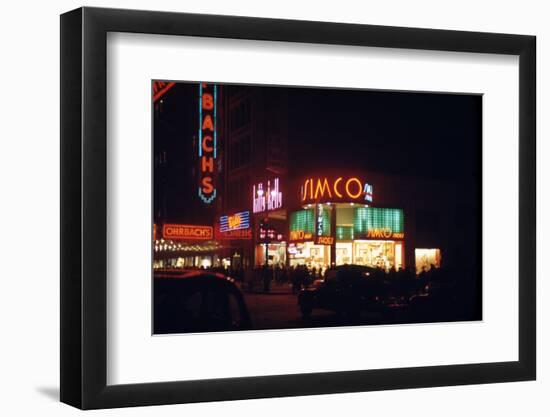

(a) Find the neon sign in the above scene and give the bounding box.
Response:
[366,228,404,239]
[253,178,283,213]
[316,236,334,245]
[152,81,176,102]
[215,228,252,240]
[220,211,250,232]
[317,204,325,237]
[198,83,217,204]
[354,207,404,240]
[163,224,213,240]
[289,230,313,242]
[300,177,373,204]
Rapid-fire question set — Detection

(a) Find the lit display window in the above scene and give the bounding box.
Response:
[354,207,404,239]
[289,209,315,233]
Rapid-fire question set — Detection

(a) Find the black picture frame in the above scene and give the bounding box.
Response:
[60,6,536,410]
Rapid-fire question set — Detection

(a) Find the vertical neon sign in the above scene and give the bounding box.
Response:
[198,83,217,204]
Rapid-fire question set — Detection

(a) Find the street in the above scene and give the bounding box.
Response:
[240,284,398,330]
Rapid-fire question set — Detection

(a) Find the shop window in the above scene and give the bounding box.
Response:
[415,248,441,274]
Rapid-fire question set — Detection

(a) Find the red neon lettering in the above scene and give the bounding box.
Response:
[201,156,214,173]
[202,93,214,110]
[302,179,309,201]
[202,136,213,152]
[333,177,343,198]
[314,178,332,199]
[202,177,214,194]
[202,115,214,131]
[345,177,363,199]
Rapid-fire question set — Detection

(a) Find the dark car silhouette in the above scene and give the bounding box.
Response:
[154,270,252,334]
[298,265,390,319]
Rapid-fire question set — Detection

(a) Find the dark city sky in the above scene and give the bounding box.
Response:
[285,86,481,181]
[154,82,481,222]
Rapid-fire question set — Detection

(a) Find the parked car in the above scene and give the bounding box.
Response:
[298,265,389,319]
[408,284,457,322]
[154,270,252,334]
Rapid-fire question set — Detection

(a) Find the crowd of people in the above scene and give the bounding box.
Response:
[192,263,450,296]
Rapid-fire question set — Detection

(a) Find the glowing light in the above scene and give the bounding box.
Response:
[345,177,363,199]
[152,81,176,102]
[163,224,213,240]
[253,178,283,213]
[198,83,217,204]
[300,176,373,203]
[219,211,250,232]
[354,207,404,239]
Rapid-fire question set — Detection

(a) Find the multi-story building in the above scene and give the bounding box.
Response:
[219,84,289,268]
[153,82,480,287]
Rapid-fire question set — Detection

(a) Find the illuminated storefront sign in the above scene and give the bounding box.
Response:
[198,83,217,204]
[354,207,404,240]
[219,211,250,232]
[289,209,315,242]
[215,228,252,240]
[316,236,334,245]
[291,207,404,242]
[289,230,313,241]
[300,177,373,204]
[253,178,283,213]
[152,81,176,102]
[366,228,404,239]
[163,224,213,240]
[315,204,332,238]
[317,204,325,237]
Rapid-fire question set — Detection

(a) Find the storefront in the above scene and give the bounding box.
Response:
[255,242,287,266]
[288,204,405,271]
[288,241,330,270]
[251,177,288,267]
[414,248,441,273]
[215,210,253,269]
[153,240,224,269]
[153,223,224,270]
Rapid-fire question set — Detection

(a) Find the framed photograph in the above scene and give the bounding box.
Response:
[60,6,536,409]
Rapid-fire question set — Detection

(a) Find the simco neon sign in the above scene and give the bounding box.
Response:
[253,178,283,213]
[301,177,373,204]
[198,83,217,204]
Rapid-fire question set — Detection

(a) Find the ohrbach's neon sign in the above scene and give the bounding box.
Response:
[198,83,217,204]
[163,224,213,240]
[301,177,373,203]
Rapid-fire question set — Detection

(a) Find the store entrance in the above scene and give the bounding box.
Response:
[353,240,404,270]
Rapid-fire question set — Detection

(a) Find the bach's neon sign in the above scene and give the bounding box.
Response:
[300,177,373,204]
[198,83,217,204]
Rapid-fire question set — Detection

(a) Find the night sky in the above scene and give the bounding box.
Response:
[154,82,481,221]
[285,86,481,182]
